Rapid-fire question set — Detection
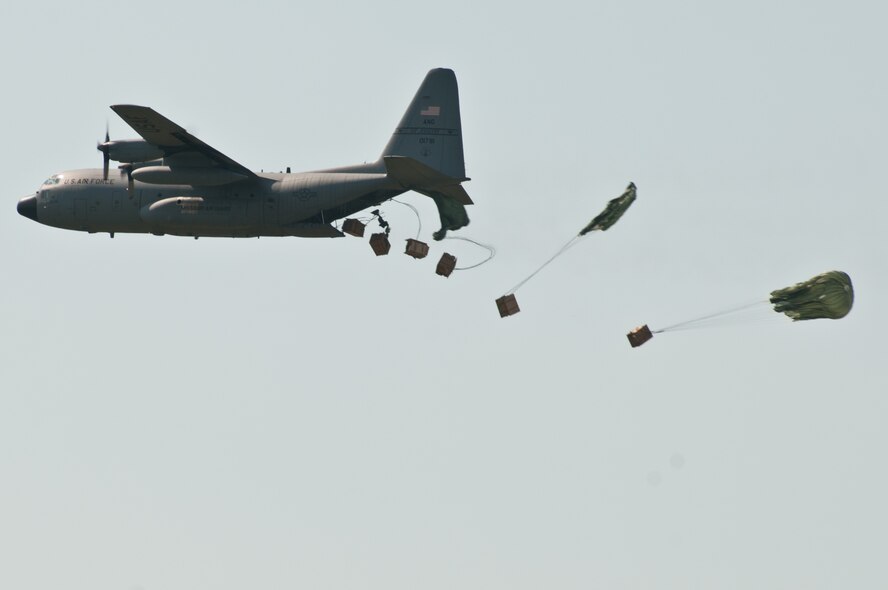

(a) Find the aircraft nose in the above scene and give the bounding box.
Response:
[17,194,38,221]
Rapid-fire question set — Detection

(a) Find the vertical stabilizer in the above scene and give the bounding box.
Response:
[381,68,466,180]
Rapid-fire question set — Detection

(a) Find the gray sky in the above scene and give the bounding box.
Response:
[3,1,886,588]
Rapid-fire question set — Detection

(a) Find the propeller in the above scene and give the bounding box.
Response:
[97,123,110,180]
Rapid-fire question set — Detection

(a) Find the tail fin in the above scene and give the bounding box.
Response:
[381,68,466,180]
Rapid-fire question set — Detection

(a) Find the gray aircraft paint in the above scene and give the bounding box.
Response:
[17,69,470,239]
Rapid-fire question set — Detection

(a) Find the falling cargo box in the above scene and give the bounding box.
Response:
[342,218,365,237]
[627,324,653,348]
[369,232,391,256]
[404,238,429,259]
[496,294,520,318]
[436,253,457,277]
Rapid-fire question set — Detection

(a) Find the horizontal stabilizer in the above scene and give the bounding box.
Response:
[383,155,471,240]
[383,156,472,205]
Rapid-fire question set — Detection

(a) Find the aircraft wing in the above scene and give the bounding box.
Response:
[110,104,257,178]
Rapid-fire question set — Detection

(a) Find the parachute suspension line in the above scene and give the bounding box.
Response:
[506,235,582,295]
[392,198,422,240]
[653,300,770,333]
[444,236,497,270]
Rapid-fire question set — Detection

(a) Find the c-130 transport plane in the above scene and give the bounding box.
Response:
[17,68,472,240]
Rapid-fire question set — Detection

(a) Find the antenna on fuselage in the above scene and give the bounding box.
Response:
[119,163,134,195]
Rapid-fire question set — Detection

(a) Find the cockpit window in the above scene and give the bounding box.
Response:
[42,175,62,186]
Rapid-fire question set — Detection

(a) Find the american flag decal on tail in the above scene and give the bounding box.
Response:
[420,106,440,116]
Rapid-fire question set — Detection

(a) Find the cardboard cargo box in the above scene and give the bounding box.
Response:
[369,232,391,256]
[404,238,429,259]
[436,253,457,277]
[626,324,653,348]
[342,218,365,237]
[496,294,520,318]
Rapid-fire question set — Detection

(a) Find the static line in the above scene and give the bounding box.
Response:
[653,300,769,333]
[391,199,422,240]
[505,235,581,295]
[444,236,497,270]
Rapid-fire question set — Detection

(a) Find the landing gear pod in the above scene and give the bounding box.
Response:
[436,253,457,277]
[627,324,653,348]
[369,233,391,256]
[496,294,520,318]
[404,238,429,259]
[342,218,365,237]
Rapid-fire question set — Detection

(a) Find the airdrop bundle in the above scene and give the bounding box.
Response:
[339,180,854,348]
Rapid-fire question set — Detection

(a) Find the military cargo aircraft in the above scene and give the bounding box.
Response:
[16,68,472,240]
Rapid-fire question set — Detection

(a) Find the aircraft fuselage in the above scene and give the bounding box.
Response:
[19,165,405,238]
[16,69,473,239]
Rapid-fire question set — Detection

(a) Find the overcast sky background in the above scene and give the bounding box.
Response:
[2,1,886,588]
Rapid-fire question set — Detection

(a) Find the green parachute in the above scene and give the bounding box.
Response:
[770,270,854,321]
[629,270,854,347]
[497,183,637,317]
[580,182,637,235]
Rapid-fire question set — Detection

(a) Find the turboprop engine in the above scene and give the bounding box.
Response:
[98,133,247,190]
[97,136,165,178]
[131,166,248,186]
[99,138,165,163]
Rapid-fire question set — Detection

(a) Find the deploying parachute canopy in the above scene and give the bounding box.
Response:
[497,182,637,317]
[629,270,854,347]
[770,270,854,321]
[580,182,637,235]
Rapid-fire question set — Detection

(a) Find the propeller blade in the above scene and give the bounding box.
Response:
[98,123,111,180]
